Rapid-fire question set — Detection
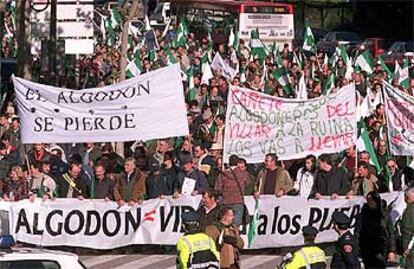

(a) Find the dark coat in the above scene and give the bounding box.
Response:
[175,168,209,194]
[197,204,221,231]
[93,177,114,200]
[113,169,146,202]
[310,167,349,198]
[146,173,170,199]
[56,172,90,198]
[354,204,396,259]
[160,164,180,195]
[331,231,360,269]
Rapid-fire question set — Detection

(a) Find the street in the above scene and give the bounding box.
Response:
[80,253,283,269]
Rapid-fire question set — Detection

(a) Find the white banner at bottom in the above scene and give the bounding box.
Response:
[1,192,403,249]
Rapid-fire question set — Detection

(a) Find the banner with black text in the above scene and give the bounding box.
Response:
[12,64,189,143]
[2,192,403,249]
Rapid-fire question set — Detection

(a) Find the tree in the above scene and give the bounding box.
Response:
[16,0,32,80]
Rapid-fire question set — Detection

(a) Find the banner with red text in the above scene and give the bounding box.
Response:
[224,84,357,163]
[0,192,404,249]
[383,81,414,155]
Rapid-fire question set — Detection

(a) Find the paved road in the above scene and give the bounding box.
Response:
[79,253,284,269]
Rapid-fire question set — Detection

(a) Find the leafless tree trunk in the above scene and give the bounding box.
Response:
[16,0,32,80]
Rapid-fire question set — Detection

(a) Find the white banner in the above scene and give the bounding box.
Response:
[210,53,237,80]
[224,84,357,163]
[383,81,414,155]
[12,64,189,143]
[2,192,403,249]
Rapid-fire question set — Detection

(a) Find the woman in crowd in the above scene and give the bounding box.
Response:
[3,165,28,201]
[293,155,317,198]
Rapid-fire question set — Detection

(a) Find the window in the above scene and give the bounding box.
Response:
[0,260,60,269]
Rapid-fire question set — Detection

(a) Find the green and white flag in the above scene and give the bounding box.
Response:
[105,9,122,46]
[228,28,239,50]
[293,51,303,69]
[250,28,267,63]
[165,48,177,65]
[272,68,293,96]
[187,67,196,101]
[240,67,247,84]
[173,18,189,48]
[144,15,151,31]
[355,50,374,74]
[296,74,308,100]
[378,56,393,79]
[126,57,142,78]
[394,59,401,81]
[275,46,283,68]
[201,62,213,85]
[356,121,382,173]
[323,72,335,95]
[337,46,349,65]
[248,200,260,248]
[302,22,316,54]
[398,59,410,89]
[7,1,16,31]
[345,56,354,80]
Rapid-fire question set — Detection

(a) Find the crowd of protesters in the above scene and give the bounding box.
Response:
[1,5,414,267]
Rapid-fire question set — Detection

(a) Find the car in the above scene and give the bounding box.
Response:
[381,41,414,65]
[317,31,362,55]
[0,235,87,269]
[356,38,395,58]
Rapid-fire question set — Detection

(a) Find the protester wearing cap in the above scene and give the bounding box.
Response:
[194,108,215,147]
[176,211,220,269]
[173,154,209,198]
[146,160,170,200]
[331,211,361,269]
[284,225,327,269]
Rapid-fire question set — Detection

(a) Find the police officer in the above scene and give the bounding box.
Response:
[331,211,361,269]
[176,212,220,269]
[282,225,327,269]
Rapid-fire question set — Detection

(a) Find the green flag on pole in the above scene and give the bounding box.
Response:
[355,50,374,74]
[378,55,393,78]
[302,22,316,54]
[248,200,260,248]
[250,28,267,63]
[272,68,293,96]
[187,67,196,101]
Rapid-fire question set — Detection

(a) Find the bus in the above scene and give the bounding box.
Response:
[160,0,295,48]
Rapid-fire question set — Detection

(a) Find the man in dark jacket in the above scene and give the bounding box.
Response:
[146,160,169,199]
[354,191,397,268]
[92,164,114,200]
[197,190,221,231]
[56,161,90,199]
[310,154,349,200]
[174,155,209,198]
